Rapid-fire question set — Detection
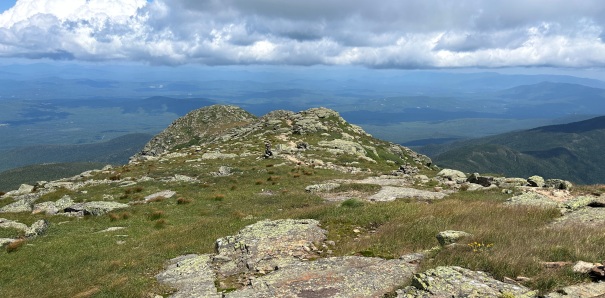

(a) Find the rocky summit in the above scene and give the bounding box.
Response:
[1,105,605,298]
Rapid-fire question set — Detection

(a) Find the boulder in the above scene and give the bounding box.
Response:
[156,254,220,298]
[64,201,129,216]
[437,169,467,182]
[25,219,49,238]
[496,177,529,188]
[527,175,545,188]
[545,179,573,190]
[226,256,417,298]
[33,195,74,215]
[212,219,327,277]
[467,173,494,187]
[201,152,238,160]
[572,261,598,274]
[436,230,472,246]
[318,139,368,157]
[368,186,447,202]
[544,282,605,298]
[304,183,340,193]
[560,196,600,212]
[397,266,537,297]
[0,218,28,232]
[504,192,558,208]
[0,199,34,213]
[1,238,14,247]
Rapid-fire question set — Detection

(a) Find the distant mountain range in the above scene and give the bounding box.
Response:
[422,116,605,184]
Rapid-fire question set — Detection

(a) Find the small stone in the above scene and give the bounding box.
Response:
[573,261,597,274]
[353,229,361,233]
[436,230,472,246]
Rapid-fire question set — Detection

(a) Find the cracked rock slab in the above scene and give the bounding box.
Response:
[397,266,537,298]
[544,282,605,298]
[213,219,327,277]
[226,256,417,298]
[64,201,129,216]
[156,254,221,298]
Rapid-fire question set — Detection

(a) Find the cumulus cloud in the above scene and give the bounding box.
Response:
[0,0,605,68]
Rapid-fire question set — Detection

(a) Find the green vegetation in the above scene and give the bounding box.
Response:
[0,162,107,192]
[429,116,605,184]
[1,106,602,297]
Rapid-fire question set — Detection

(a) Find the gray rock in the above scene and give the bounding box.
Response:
[436,230,472,246]
[545,179,573,190]
[528,175,545,187]
[495,177,529,188]
[368,186,447,202]
[0,198,34,213]
[33,195,74,215]
[64,201,129,216]
[559,196,600,212]
[0,218,28,232]
[211,166,233,177]
[213,219,327,277]
[572,261,598,274]
[25,220,49,238]
[156,254,221,298]
[397,266,537,297]
[226,256,417,298]
[201,152,238,160]
[467,173,495,187]
[544,282,605,298]
[504,192,558,208]
[318,139,369,157]
[437,169,467,182]
[551,208,605,227]
[144,190,177,202]
[305,183,340,193]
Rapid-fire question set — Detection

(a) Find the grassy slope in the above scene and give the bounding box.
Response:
[0,109,603,297]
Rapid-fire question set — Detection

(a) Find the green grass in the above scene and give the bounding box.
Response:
[0,117,602,297]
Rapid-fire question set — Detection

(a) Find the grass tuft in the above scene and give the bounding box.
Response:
[176,197,192,204]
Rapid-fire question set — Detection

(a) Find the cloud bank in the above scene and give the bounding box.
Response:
[1,0,605,68]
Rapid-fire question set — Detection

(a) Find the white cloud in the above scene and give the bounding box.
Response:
[0,0,605,68]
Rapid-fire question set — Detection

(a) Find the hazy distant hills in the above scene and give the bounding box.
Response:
[0,162,107,192]
[0,133,152,173]
[423,116,605,184]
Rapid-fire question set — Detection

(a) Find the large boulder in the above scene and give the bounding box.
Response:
[544,282,605,298]
[398,266,537,297]
[156,254,220,298]
[527,175,545,187]
[64,201,129,216]
[212,219,327,277]
[504,192,558,208]
[226,256,417,298]
[437,169,467,182]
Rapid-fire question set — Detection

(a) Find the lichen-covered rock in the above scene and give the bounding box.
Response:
[545,179,573,190]
[495,177,528,188]
[528,175,545,187]
[559,196,600,212]
[368,186,447,202]
[226,256,417,298]
[544,282,605,298]
[64,201,129,216]
[318,139,369,157]
[504,192,558,208]
[0,198,35,213]
[25,219,49,238]
[305,183,340,193]
[551,208,605,227]
[213,219,327,277]
[0,218,28,234]
[437,169,467,182]
[436,230,472,246]
[156,254,221,298]
[398,266,537,298]
[33,195,74,215]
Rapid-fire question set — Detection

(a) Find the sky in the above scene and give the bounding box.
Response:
[1,0,605,71]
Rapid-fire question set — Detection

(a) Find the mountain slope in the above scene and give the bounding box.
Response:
[428,116,605,184]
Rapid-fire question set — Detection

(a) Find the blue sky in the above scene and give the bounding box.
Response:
[0,1,15,13]
[1,0,605,74]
